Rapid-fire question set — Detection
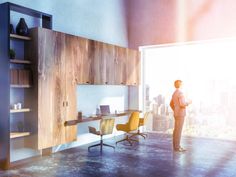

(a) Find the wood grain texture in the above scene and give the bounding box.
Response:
[37,28,66,149]
[65,34,77,142]
[24,27,141,150]
[25,28,77,150]
[70,35,92,84]
[90,41,106,84]
[126,49,141,85]
[115,46,127,85]
[103,43,115,85]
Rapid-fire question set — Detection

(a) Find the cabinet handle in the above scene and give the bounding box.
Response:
[105,82,108,84]
[66,101,68,107]
[63,102,65,107]
[86,81,90,84]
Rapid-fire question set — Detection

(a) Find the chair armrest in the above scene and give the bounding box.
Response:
[89,126,100,135]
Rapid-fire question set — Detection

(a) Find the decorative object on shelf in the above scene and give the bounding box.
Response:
[16,103,22,109]
[17,121,24,132]
[12,103,22,110]
[16,18,29,36]
[9,49,16,59]
[9,24,14,34]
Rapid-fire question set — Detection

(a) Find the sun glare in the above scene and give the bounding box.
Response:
[143,38,236,140]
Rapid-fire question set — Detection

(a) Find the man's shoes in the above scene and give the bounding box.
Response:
[174,147,187,152]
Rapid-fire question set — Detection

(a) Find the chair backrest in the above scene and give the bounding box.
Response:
[143,111,151,125]
[128,112,140,131]
[100,118,115,135]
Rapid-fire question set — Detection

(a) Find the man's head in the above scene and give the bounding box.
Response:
[174,80,182,89]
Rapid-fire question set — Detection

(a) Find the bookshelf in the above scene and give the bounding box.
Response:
[0,2,52,169]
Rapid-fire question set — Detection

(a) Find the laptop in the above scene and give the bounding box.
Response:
[100,105,110,115]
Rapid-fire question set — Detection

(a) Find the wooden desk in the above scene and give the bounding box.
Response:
[64,110,141,126]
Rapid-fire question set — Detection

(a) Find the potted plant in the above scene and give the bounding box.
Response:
[9,49,16,59]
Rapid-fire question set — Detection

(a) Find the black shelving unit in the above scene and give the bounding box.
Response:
[0,2,52,170]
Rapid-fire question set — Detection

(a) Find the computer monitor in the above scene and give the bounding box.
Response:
[100,105,110,115]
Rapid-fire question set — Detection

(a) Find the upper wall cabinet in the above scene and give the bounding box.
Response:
[67,35,92,84]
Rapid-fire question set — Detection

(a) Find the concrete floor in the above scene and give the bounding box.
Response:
[1,133,236,177]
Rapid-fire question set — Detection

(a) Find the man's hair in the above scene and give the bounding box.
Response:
[174,80,182,88]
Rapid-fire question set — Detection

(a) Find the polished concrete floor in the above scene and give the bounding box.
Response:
[1,133,236,177]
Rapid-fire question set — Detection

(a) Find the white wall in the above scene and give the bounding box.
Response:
[2,0,128,47]
[77,85,128,116]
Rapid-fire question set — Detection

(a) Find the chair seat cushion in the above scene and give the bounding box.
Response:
[116,124,129,132]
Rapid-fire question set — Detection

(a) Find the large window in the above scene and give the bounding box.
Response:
[142,38,236,140]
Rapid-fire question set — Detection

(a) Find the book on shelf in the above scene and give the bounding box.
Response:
[19,69,31,85]
[10,69,18,85]
[10,69,32,86]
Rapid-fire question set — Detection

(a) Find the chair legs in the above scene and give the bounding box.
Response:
[88,139,115,153]
[116,135,139,146]
[130,129,148,139]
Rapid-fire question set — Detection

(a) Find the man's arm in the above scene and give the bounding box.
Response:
[178,93,190,108]
[170,99,175,111]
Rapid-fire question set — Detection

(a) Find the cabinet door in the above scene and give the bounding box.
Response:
[65,35,78,142]
[38,29,77,149]
[104,43,115,85]
[126,49,141,86]
[72,36,92,84]
[38,29,66,149]
[114,46,127,85]
[90,40,106,84]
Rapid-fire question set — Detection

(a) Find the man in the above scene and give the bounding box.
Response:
[170,80,191,152]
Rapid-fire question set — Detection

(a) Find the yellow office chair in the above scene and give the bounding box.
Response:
[88,118,115,153]
[130,112,151,139]
[116,111,140,146]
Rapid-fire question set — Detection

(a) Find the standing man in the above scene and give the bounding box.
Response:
[170,80,191,152]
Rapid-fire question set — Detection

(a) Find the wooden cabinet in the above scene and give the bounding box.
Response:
[58,35,140,86]
[26,28,140,149]
[28,28,77,149]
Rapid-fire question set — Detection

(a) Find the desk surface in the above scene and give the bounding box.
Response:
[64,110,141,126]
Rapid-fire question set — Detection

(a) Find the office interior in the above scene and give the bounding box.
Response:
[1,0,236,176]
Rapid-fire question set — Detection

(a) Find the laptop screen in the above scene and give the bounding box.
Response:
[100,105,110,115]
